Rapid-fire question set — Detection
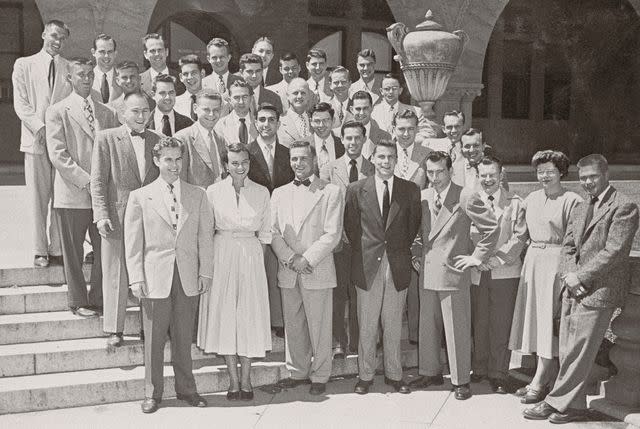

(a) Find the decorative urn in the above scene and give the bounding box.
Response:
[387,10,468,118]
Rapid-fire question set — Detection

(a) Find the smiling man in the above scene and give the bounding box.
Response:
[202,37,242,95]
[214,80,258,144]
[348,49,380,104]
[306,49,332,102]
[310,102,344,171]
[147,74,192,137]
[277,77,313,148]
[347,90,391,158]
[139,33,183,99]
[108,61,156,125]
[174,55,206,120]
[91,34,121,103]
[239,53,283,114]
[252,36,277,86]
[328,66,352,132]
[266,52,301,114]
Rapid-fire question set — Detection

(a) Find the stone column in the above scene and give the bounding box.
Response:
[433,82,483,129]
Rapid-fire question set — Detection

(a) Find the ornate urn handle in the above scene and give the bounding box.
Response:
[386,22,408,66]
[453,30,469,50]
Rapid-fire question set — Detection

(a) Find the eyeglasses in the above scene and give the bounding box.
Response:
[311,118,332,125]
[256,116,277,123]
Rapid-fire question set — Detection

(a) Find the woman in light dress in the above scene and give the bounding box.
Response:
[509,150,582,403]
[197,143,272,401]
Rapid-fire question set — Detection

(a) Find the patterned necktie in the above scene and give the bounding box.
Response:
[48,56,55,91]
[83,98,95,135]
[349,158,358,183]
[190,94,197,121]
[382,180,390,225]
[487,194,495,212]
[400,147,409,177]
[338,102,345,123]
[217,74,226,94]
[100,72,109,103]
[318,140,329,169]
[238,117,248,144]
[168,183,178,230]
[162,114,172,137]
[434,193,442,217]
[298,113,310,138]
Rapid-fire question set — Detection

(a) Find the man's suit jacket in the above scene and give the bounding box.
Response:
[271,179,344,290]
[344,175,421,291]
[124,179,214,298]
[175,123,227,188]
[146,109,193,135]
[415,183,500,292]
[371,101,430,136]
[108,93,156,126]
[12,51,72,154]
[277,111,313,148]
[201,72,243,94]
[46,94,118,209]
[361,119,392,159]
[561,186,640,308]
[265,79,289,113]
[313,134,345,172]
[256,86,284,114]
[319,155,374,194]
[398,142,432,190]
[139,66,184,98]
[214,112,258,144]
[307,76,333,102]
[91,125,160,231]
[263,66,280,86]
[93,67,123,103]
[348,77,380,104]
[247,139,294,194]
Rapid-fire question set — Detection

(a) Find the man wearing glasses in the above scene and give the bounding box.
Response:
[310,102,345,172]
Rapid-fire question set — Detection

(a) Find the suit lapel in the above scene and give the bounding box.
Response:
[386,178,401,230]
[193,126,214,170]
[363,177,384,229]
[118,127,142,184]
[274,143,290,184]
[361,158,375,178]
[582,188,616,242]
[143,131,156,183]
[429,185,461,241]
[296,184,324,235]
[249,141,271,185]
[333,158,349,187]
[149,180,174,229]
[177,182,191,234]
[67,100,94,138]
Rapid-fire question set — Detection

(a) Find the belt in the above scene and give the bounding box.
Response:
[529,242,562,249]
[215,230,256,238]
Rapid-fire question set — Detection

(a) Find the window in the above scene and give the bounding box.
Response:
[501,40,531,119]
[360,31,392,72]
[0,4,23,103]
[309,26,344,68]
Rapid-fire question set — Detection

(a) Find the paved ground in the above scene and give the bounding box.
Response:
[0,373,625,429]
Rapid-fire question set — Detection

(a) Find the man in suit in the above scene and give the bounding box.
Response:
[214,80,258,144]
[202,38,242,95]
[423,110,465,179]
[470,156,527,393]
[46,57,118,318]
[139,33,183,99]
[91,92,160,347]
[348,49,380,104]
[248,103,295,338]
[252,36,278,86]
[12,19,72,267]
[320,121,374,358]
[306,49,332,103]
[344,140,421,394]
[310,102,344,172]
[125,137,213,413]
[239,53,283,114]
[409,151,499,400]
[91,34,121,104]
[271,141,343,395]
[108,61,155,125]
[524,154,639,424]
[277,78,313,148]
[175,89,227,188]
[147,74,192,136]
[457,128,508,190]
[328,67,352,133]
[174,55,206,120]
[266,52,301,114]
[347,91,391,159]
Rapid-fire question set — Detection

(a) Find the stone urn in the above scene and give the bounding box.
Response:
[387,10,468,119]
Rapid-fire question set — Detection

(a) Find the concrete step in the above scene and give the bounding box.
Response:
[0,343,418,414]
[0,309,141,345]
[0,284,68,315]
[0,265,90,288]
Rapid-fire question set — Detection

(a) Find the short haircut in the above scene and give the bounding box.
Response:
[461,128,483,140]
[577,154,609,173]
[221,143,250,165]
[310,102,334,119]
[207,37,230,54]
[358,49,376,61]
[341,120,367,138]
[178,54,203,70]
[351,90,373,106]
[93,33,116,50]
[382,72,401,83]
[152,74,176,93]
[115,60,139,74]
[44,20,70,36]
[443,109,465,123]
[229,79,254,96]
[290,140,316,158]
[123,91,147,104]
[279,52,299,65]
[142,33,164,49]
[239,53,263,70]
[478,155,503,171]
[152,136,184,158]
[372,139,397,157]
[255,102,281,121]
[426,150,453,169]
[531,150,571,178]
[307,49,327,62]
[330,66,350,80]
[195,88,223,104]
[392,109,418,126]
[67,57,93,71]
[253,36,274,49]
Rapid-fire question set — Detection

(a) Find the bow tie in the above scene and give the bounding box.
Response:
[130,130,145,138]
[293,178,311,187]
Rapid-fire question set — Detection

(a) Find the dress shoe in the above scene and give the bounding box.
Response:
[70,306,98,318]
[489,378,508,394]
[176,393,207,407]
[514,384,530,397]
[273,326,285,338]
[521,385,549,404]
[333,346,345,359]
[354,379,373,395]
[470,373,486,383]
[106,332,124,347]
[141,397,159,413]
[277,378,311,389]
[226,390,240,401]
[84,251,94,264]
[384,377,410,394]
[409,375,444,389]
[548,409,588,424]
[34,255,49,268]
[48,255,63,266]
[409,340,418,346]
[239,389,254,401]
[309,383,326,395]
[453,384,472,400]
[523,401,557,420]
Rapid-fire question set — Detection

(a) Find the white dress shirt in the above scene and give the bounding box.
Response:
[314,133,336,168]
[374,175,394,216]
[371,100,398,134]
[149,67,170,82]
[92,67,115,98]
[153,109,176,136]
[160,178,181,228]
[70,91,98,132]
[292,174,316,231]
[344,154,364,172]
[125,125,146,180]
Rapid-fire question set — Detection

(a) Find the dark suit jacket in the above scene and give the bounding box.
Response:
[139,66,184,98]
[263,66,280,87]
[344,175,421,291]
[247,139,294,194]
[561,186,640,308]
[146,109,193,135]
[330,135,346,159]
[257,86,284,114]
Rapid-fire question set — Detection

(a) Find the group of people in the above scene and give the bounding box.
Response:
[12,19,640,424]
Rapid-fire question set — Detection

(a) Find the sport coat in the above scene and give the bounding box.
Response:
[263,66,280,86]
[201,72,243,94]
[124,179,214,298]
[561,186,640,308]
[12,51,72,154]
[214,111,258,144]
[307,75,333,102]
[344,175,421,291]
[46,94,118,208]
[255,86,284,114]
[361,119,393,159]
[175,123,227,188]
[271,179,344,290]
[415,183,500,292]
[92,67,123,103]
[319,155,374,194]
[90,125,160,230]
[146,109,193,135]
[247,139,294,194]
[277,110,313,148]
[265,79,289,114]
[396,142,431,189]
[139,66,184,98]
[348,77,381,104]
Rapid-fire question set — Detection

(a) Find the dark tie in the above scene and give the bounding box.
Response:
[582,195,599,236]
[238,118,248,144]
[349,159,358,183]
[382,180,390,226]
[48,57,55,91]
[130,130,145,138]
[293,178,311,187]
[162,114,172,136]
[190,94,198,121]
[434,193,442,217]
[487,194,495,211]
[100,73,110,103]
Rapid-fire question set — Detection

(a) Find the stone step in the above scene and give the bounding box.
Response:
[0,309,141,345]
[0,284,68,315]
[0,265,91,288]
[0,343,418,414]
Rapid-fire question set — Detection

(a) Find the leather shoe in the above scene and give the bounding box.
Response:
[470,373,486,383]
[490,378,508,394]
[70,306,98,318]
[521,385,549,404]
[354,379,373,394]
[309,383,326,395]
[273,326,285,338]
[409,375,444,389]
[176,393,207,407]
[239,390,254,401]
[453,384,472,400]
[548,409,588,424]
[141,397,159,413]
[139,330,145,341]
[523,401,557,420]
[106,332,124,347]
[49,255,63,266]
[34,255,49,268]
[514,384,530,397]
[384,377,410,394]
[409,340,418,346]
[277,378,311,389]
[226,390,240,401]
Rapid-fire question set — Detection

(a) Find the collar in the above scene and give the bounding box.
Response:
[257,136,276,151]
[314,133,331,146]
[433,181,452,201]
[158,177,181,194]
[294,174,317,187]
[150,67,170,80]
[196,121,214,139]
[215,71,229,83]
[38,49,56,62]
[93,66,114,80]
[230,109,250,123]
[396,142,414,157]
[480,188,502,205]
[384,100,398,111]
[154,108,175,126]
[70,91,93,108]
[124,124,145,140]
[344,154,363,169]
[374,174,394,188]
[594,185,612,209]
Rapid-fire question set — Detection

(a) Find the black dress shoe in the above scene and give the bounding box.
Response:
[408,340,418,346]
[409,375,444,389]
[521,385,549,404]
[490,378,508,394]
[239,390,254,401]
[523,401,557,420]
[70,306,98,318]
[139,330,145,341]
[333,346,345,359]
[141,397,159,413]
[106,332,124,347]
[277,378,311,389]
[273,326,285,338]
[384,377,410,394]
[309,382,326,395]
[548,409,588,424]
[226,390,240,401]
[354,379,373,395]
[176,393,207,407]
[48,255,63,266]
[470,373,486,383]
[453,384,472,400]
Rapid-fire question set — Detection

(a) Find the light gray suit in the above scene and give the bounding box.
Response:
[174,123,227,188]
[277,110,314,149]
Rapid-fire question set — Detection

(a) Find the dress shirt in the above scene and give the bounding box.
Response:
[252,85,261,110]
[70,91,98,132]
[292,174,316,231]
[373,100,398,133]
[125,125,146,180]
[314,133,336,164]
[432,181,451,213]
[160,178,182,227]
[594,185,612,210]
[149,66,170,82]
[195,122,220,169]
[343,155,364,172]
[257,136,276,160]
[480,188,503,218]
[153,109,175,136]
[92,67,115,97]
[374,175,394,216]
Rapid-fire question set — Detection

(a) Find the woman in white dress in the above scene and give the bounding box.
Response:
[197,143,272,401]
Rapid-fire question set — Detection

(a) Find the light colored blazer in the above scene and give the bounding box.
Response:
[271,179,344,290]
[93,66,123,103]
[124,179,214,298]
[371,101,431,136]
[12,51,72,154]
[348,77,380,104]
[307,75,333,102]
[265,79,289,114]
[319,155,375,195]
[277,110,314,148]
[175,123,228,188]
[214,112,258,145]
[46,94,118,208]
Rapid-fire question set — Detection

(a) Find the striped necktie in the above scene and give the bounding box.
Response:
[168,183,178,230]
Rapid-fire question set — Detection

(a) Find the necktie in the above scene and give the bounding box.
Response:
[400,147,409,178]
[130,130,145,138]
[162,114,172,137]
[83,99,95,136]
[582,195,599,236]
[238,117,248,144]
[487,194,495,212]
[190,94,198,121]
[100,73,110,103]
[318,141,329,169]
[349,158,358,183]
[217,74,226,94]
[338,103,345,123]
[434,193,442,217]
[168,183,178,230]
[48,56,55,91]
[264,142,274,182]
[207,131,220,180]
[298,114,309,138]
[382,180,390,226]
[293,178,311,187]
